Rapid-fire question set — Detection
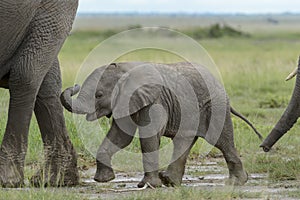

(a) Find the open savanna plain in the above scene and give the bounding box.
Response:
[1,14,300,199]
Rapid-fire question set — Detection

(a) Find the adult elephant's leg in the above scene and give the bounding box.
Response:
[0,81,40,188]
[159,136,197,187]
[0,52,49,188]
[94,118,136,182]
[0,0,78,188]
[214,111,248,186]
[0,44,51,188]
[0,0,39,188]
[30,59,79,187]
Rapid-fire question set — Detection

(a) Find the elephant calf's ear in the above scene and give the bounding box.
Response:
[111,65,161,119]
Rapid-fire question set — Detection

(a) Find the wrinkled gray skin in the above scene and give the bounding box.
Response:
[0,0,79,187]
[261,58,300,152]
[61,62,260,187]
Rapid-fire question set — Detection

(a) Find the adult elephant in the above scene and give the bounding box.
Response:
[0,0,79,187]
[261,57,300,152]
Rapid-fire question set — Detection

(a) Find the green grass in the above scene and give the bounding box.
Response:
[1,15,300,198]
[0,189,81,200]
[285,190,300,199]
[122,187,263,200]
[62,26,300,185]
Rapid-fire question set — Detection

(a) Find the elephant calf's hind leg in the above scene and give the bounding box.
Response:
[215,115,247,186]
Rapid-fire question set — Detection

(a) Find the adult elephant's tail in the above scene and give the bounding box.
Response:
[260,56,300,152]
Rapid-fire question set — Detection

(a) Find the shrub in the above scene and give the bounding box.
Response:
[183,23,249,39]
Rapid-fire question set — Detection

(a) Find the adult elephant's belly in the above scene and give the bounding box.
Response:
[0,74,9,89]
[0,0,40,79]
[163,129,177,138]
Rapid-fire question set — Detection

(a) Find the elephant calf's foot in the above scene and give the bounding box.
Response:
[138,172,162,188]
[94,162,115,182]
[159,171,181,187]
[225,171,248,186]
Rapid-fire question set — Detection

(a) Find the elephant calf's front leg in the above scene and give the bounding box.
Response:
[94,119,136,182]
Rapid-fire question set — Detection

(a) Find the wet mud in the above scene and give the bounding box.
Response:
[77,159,299,199]
[2,158,299,199]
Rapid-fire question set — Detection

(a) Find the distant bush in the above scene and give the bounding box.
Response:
[69,29,120,41]
[71,23,249,40]
[127,24,142,29]
[259,95,288,109]
[101,29,119,38]
[183,23,249,39]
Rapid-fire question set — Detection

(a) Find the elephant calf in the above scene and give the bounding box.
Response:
[61,62,262,187]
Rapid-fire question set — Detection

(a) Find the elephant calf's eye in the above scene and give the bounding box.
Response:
[95,92,103,99]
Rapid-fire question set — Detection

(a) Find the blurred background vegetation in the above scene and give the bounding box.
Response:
[1,13,300,199]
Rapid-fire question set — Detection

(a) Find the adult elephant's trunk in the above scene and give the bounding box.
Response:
[260,57,300,152]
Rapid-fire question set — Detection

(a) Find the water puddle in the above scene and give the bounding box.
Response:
[79,159,299,199]
[2,159,298,199]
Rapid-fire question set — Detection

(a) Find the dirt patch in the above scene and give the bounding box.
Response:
[3,158,299,199]
[76,158,299,199]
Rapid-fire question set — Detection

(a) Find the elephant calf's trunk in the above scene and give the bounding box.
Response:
[60,84,81,113]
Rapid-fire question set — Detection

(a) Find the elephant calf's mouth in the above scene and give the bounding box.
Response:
[86,112,98,121]
[86,110,112,121]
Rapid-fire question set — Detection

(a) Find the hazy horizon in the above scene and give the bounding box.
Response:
[76,11,300,16]
[77,0,300,15]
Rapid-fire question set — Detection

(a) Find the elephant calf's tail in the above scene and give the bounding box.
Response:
[230,107,263,141]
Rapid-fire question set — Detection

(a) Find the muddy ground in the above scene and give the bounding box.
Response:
[2,158,299,199]
[72,158,299,199]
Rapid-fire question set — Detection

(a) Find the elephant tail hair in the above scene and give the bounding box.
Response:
[230,107,263,141]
